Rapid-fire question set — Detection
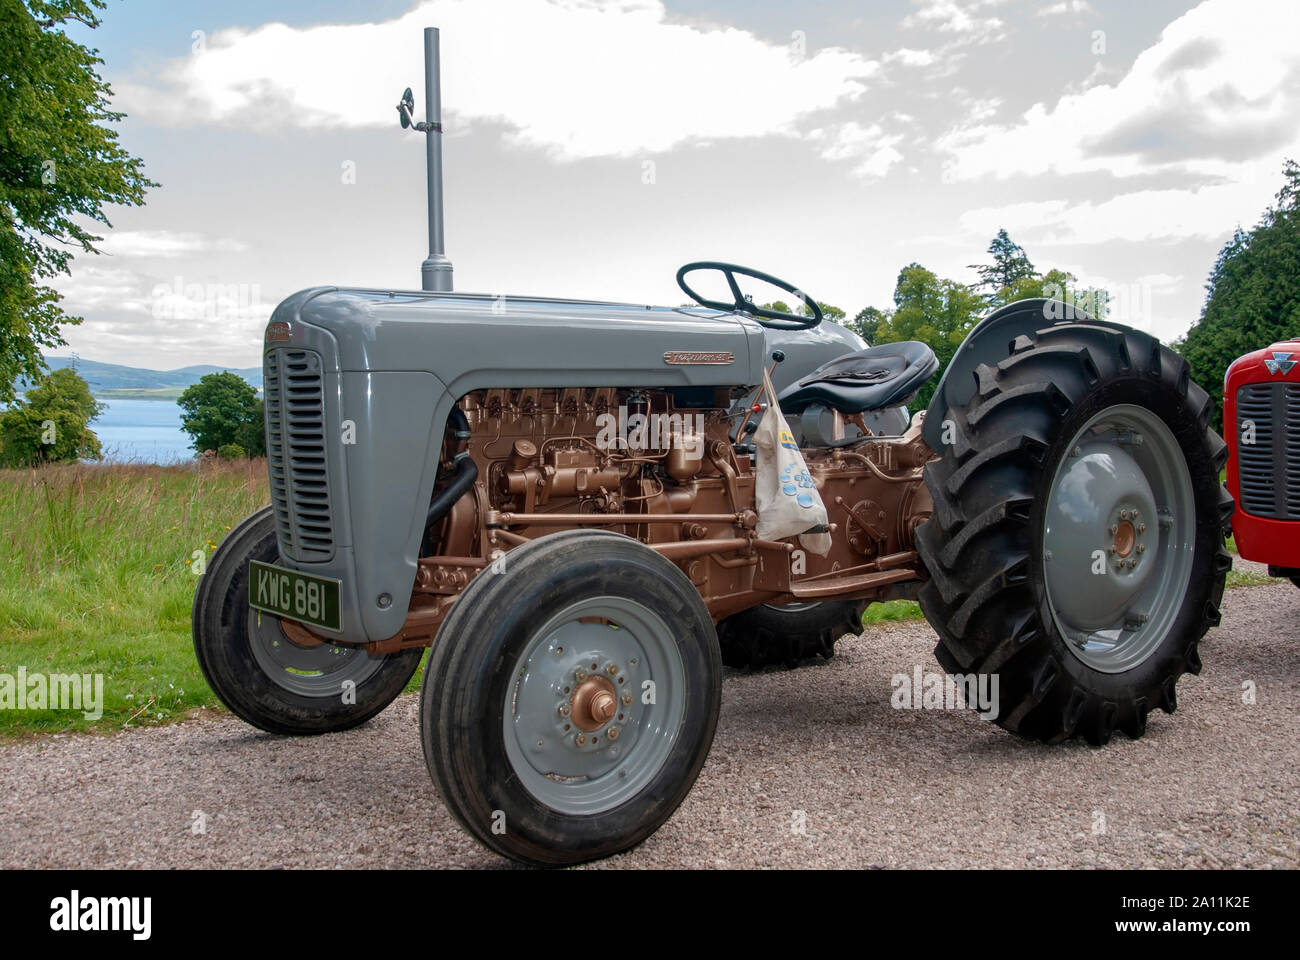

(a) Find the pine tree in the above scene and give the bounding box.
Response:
[969,228,1038,303]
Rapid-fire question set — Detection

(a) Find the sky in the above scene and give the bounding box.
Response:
[48,0,1300,370]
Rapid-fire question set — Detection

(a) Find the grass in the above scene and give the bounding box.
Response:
[0,460,268,736]
[862,599,925,626]
[1224,534,1283,588]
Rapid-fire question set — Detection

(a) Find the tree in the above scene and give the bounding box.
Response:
[872,263,986,411]
[1003,267,1110,320]
[969,228,1038,305]
[0,0,157,402]
[838,243,1111,415]
[177,372,265,456]
[0,366,104,466]
[847,305,888,345]
[1177,159,1300,430]
[759,300,845,322]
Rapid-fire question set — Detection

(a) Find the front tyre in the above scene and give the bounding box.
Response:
[192,507,423,735]
[421,530,722,866]
[915,322,1232,745]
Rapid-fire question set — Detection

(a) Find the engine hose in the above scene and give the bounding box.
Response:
[427,408,478,525]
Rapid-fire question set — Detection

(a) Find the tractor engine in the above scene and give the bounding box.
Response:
[394,385,933,651]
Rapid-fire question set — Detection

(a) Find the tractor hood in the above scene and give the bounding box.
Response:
[268,286,865,396]
[273,286,768,394]
[1224,339,1300,387]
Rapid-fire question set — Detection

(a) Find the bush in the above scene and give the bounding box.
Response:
[0,367,104,467]
[217,443,246,460]
[177,372,265,456]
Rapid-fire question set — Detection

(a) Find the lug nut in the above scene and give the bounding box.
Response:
[1120,510,1129,520]
[575,733,587,746]
[558,703,571,717]
[575,668,588,682]
[622,693,633,705]
[1138,522,1146,533]
[606,664,619,676]
[1137,544,1145,554]
[607,727,620,741]
[591,691,616,724]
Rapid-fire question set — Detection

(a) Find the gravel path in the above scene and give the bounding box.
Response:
[2,581,1297,869]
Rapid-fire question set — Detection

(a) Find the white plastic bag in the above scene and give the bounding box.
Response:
[752,366,832,556]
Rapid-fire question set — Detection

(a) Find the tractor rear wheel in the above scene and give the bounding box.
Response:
[716,600,865,669]
[915,321,1232,745]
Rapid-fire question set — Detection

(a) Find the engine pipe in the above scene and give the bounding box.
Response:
[427,409,478,525]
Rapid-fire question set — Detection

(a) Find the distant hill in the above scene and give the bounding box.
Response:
[31,356,263,397]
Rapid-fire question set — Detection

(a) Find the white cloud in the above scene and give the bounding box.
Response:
[811,122,905,179]
[1036,1,1094,16]
[117,0,878,160]
[938,0,1300,181]
[902,0,1008,43]
[98,231,248,258]
[957,177,1275,245]
[884,47,937,67]
[54,265,273,366]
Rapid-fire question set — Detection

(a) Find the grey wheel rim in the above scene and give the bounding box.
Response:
[247,609,385,697]
[503,597,686,816]
[1042,403,1195,673]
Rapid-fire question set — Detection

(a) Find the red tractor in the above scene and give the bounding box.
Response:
[1225,338,1300,584]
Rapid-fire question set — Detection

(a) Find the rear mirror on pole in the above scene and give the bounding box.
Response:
[396,87,415,129]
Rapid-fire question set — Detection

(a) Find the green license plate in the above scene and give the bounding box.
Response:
[248,560,342,632]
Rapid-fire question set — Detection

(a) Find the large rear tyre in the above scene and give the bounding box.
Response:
[192,507,423,735]
[421,530,722,866]
[915,321,1232,745]
[716,600,865,669]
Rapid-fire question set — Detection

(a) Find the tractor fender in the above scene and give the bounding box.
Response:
[921,297,1103,449]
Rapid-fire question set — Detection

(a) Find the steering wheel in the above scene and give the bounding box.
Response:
[676,262,823,330]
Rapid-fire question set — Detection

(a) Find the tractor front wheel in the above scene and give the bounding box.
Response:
[421,530,722,866]
[193,507,423,735]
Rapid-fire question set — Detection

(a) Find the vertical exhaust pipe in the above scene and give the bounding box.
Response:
[420,27,453,292]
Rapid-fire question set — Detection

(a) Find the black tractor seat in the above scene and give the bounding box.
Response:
[777,340,939,415]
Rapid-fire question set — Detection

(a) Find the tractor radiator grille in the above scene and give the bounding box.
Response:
[264,348,335,561]
[1236,382,1300,520]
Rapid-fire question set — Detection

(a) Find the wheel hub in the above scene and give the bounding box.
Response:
[1112,519,1135,558]
[503,600,686,815]
[247,609,383,697]
[1041,404,1195,673]
[569,675,618,732]
[1044,440,1157,630]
